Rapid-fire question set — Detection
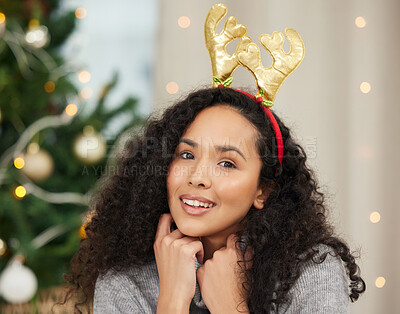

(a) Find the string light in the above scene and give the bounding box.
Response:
[178,16,191,29]
[14,157,25,169]
[166,82,179,94]
[44,81,55,93]
[78,70,91,83]
[355,17,366,28]
[14,186,27,199]
[75,8,87,20]
[80,87,93,99]
[65,104,78,116]
[369,211,381,223]
[360,82,371,94]
[375,277,386,288]
[0,12,6,24]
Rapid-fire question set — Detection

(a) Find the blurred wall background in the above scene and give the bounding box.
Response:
[62,0,158,139]
[66,0,400,313]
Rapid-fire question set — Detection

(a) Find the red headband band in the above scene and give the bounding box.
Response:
[228,88,284,166]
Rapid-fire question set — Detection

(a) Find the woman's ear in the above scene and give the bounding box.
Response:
[253,182,275,209]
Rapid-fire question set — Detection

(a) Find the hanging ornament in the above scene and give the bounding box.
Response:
[25,24,50,49]
[73,126,106,165]
[0,257,38,303]
[20,143,54,182]
[0,238,7,256]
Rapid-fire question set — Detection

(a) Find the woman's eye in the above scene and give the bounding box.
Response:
[178,152,236,169]
[218,161,236,169]
[179,152,194,159]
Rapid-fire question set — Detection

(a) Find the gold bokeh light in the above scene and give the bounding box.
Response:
[14,157,25,169]
[360,82,371,94]
[0,13,6,24]
[355,17,366,28]
[14,186,27,199]
[65,104,78,116]
[375,277,386,288]
[369,211,381,223]
[44,81,55,93]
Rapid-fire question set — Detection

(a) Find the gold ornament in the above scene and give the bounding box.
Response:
[21,144,54,182]
[73,126,106,165]
[0,238,6,256]
[205,3,305,101]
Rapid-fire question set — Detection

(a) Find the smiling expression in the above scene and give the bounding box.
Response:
[167,105,266,238]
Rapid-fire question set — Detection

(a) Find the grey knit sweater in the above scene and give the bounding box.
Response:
[93,244,349,313]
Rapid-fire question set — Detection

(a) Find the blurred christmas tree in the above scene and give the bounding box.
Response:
[0,0,144,306]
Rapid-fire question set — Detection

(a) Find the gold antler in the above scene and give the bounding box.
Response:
[205,3,252,87]
[238,28,305,101]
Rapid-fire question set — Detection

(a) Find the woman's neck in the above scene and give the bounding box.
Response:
[199,224,243,263]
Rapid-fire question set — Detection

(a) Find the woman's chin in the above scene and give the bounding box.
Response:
[175,220,208,237]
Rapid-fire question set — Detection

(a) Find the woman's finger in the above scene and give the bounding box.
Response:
[155,213,173,241]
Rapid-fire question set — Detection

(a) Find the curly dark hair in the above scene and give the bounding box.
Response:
[58,87,365,313]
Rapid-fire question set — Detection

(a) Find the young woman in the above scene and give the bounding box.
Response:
[60,87,365,313]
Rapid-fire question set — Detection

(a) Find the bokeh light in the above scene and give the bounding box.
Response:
[44,81,55,93]
[369,211,381,223]
[166,82,179,94]
[75,8,87,20]
[178,16,191,29]
[375,277,386,288]
[14,157,25,169]
[78,70,91,83]
[355,16,366,28]
[0,13,5,24]
[360,82,371,94]
[14,186,27,199]
[80,87,93,99]
[65,104,78,116]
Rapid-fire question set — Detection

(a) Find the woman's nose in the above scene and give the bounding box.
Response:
[188,162,211,188]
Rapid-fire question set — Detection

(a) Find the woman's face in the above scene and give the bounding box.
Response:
[167,104,266,238]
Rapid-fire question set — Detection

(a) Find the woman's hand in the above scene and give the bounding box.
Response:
[196,234,252,314]
[154,214,204,313]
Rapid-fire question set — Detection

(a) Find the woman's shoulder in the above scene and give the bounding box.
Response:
[95,259,159,288]
[278,243,350,314]
[94,260,159,313]
[297,243,348,285]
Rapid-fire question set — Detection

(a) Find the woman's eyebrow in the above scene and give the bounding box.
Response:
[179,138,247,161]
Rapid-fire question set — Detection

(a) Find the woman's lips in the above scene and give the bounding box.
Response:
[180,199,215,216]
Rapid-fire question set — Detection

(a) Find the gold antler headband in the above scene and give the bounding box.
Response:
[204,3,305,165]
